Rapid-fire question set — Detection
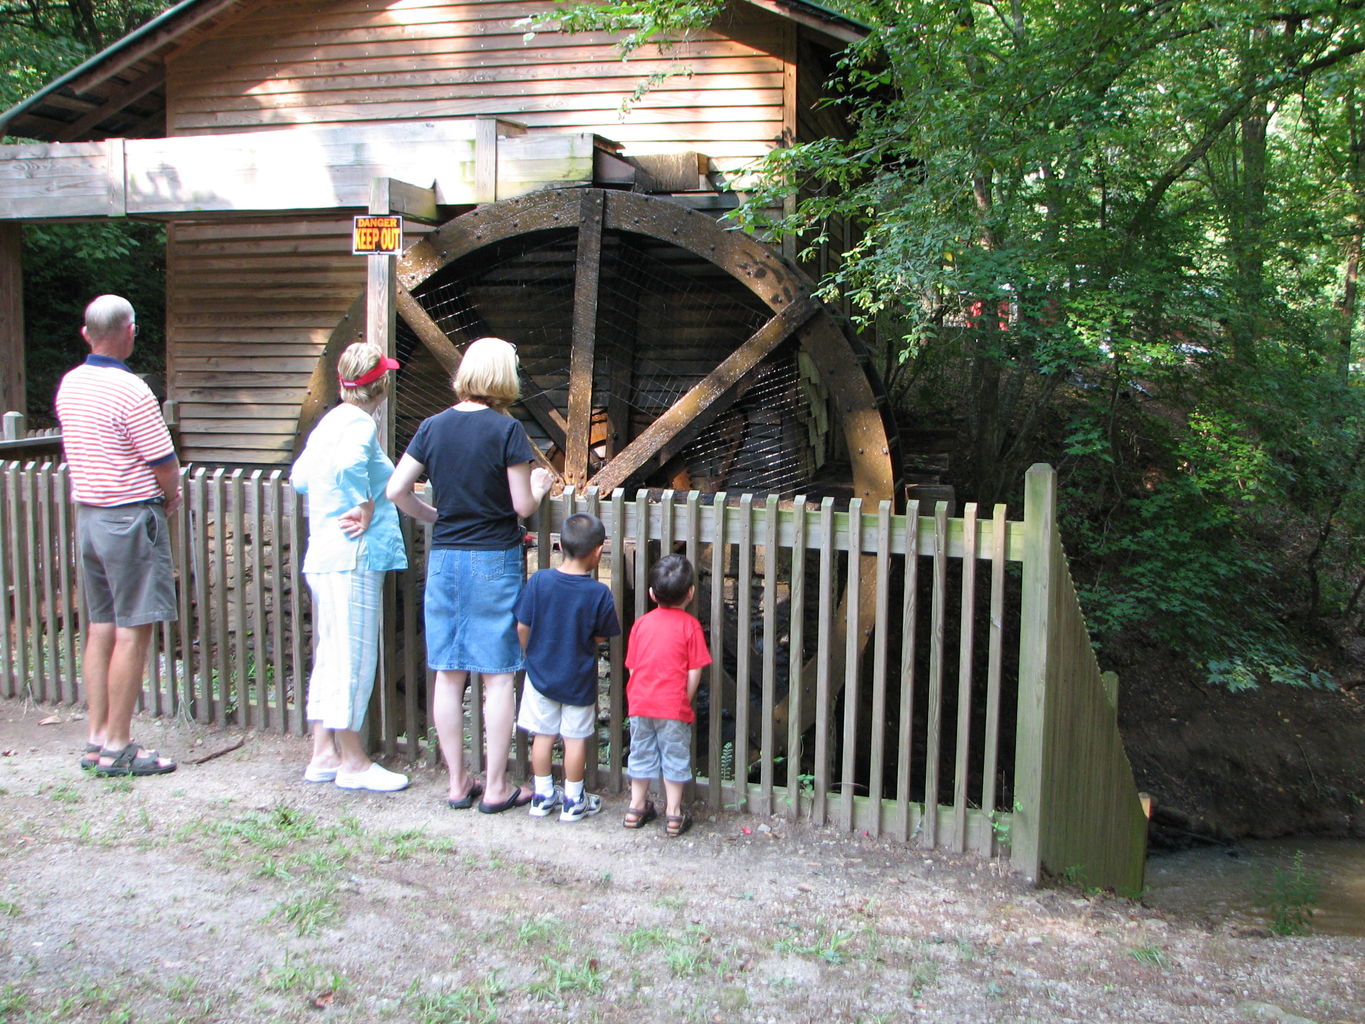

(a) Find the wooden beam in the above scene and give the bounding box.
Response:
[0,124,601,222]
[563,190,604,488]
[368,181,398,450]
[396,284,460,376]
[588,295,820,493]
[0,223,23,415]
[57,67,165,143]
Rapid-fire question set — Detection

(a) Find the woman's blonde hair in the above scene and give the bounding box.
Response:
[453,336,520,412]
[337,342,391,406]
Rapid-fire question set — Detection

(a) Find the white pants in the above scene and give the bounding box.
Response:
[305,570,383,732]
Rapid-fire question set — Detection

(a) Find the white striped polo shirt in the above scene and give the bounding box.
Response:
[55,355,176,506]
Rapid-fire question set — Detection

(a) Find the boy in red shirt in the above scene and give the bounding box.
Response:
[623,554,711,837]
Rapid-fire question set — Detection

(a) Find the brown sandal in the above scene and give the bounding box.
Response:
[665,813,691,838]
[623,801,657,829]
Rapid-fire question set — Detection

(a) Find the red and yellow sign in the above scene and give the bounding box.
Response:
[352,215,403,255]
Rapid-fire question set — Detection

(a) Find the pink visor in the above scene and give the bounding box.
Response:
[339,356,400,388]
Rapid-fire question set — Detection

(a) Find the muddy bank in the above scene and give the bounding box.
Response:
[1113,641,1365,848]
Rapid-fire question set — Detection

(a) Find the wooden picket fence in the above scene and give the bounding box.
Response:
[0,450,1147,891]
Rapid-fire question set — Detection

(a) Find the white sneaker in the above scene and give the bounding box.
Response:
[335,763,409,792]
[528,786,563,817]
[559,792,602,822]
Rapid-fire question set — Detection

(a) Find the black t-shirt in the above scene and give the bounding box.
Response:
[404,406,536,549]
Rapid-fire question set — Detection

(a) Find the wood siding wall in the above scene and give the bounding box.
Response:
[165,0,790,169]
[163,0,802,465]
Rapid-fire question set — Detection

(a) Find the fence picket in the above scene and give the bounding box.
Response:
[0,465,13,698]
[812,496,835,827]
[21,468,43,701]
[56,466,78,704]
[925,501,949,848]
[953,502,979,853]
[734,492,753,814]
[785,496,807,821]
[759,493,778,816]
[982,503,1008,853]
[896,501,921,843]
[840,498,863,832]
[706,491,727,809]
[608,489,627,791]
[190,470,211,722]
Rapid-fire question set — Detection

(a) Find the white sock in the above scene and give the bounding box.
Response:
[534,774,555,798]
[565,778,585,802]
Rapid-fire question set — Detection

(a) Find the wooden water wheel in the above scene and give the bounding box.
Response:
[297,187,900,756]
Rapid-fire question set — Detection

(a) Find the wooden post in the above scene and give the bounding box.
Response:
[0,224,24,417]
[1012,463,1057,882]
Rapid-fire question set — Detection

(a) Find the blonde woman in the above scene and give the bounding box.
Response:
[292,342,427,792]
[387,337,554,812]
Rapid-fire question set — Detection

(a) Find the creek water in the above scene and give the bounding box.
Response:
[1142,838,1365,936]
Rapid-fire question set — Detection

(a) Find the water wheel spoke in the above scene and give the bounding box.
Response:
[588,295,822,494]
[564,190,605,488]
[396,284,459,375]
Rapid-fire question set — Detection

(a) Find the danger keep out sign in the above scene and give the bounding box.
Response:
[353,215,403,255]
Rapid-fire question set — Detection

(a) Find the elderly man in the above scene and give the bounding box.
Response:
[55,294,181,777]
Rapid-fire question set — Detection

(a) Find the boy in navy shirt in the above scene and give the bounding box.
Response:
[514,513,621,821]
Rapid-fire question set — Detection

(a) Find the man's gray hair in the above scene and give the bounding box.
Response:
[83,294,135,342]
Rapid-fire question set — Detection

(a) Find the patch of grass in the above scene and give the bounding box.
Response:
[1254,849,1319,936]
[622,925,669,953]
[266,891,339,937]
[48,781,83,804]
[529,956,603,1000]
[1129,944,1169,968]
[163,975,199,1002]
[407,976,503,1024]
[517,914,564,948]
[774,919,859,964]
[263,955,347,998]
[0,898,21,917]
[0,984,27,1014]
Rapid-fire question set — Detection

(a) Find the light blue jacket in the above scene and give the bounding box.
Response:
[291,403,407,573]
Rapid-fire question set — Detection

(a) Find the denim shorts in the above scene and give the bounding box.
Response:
[627,716,693,783]
[424,546,525,673]
[77,501,177,628]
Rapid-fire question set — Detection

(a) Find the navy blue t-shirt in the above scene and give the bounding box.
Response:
[513,568,621,706]
[404,406,536,550]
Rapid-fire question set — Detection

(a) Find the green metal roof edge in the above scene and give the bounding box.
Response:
[0,0,206,136]
[772,0,871,34]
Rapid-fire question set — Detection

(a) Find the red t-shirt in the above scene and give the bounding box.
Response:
[625,607,712,723]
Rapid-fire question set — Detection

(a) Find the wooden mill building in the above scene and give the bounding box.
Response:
[0,0,898,505]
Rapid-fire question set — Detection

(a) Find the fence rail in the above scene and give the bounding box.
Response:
[0,456,1146,890]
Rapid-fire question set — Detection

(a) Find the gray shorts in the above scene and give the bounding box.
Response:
[77,501,177,628]
[627,716,693,783]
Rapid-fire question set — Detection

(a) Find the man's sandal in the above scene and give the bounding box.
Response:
[79,743,101,769]
[623,801,658,829]
[94,742,177,778]
[665,813,692,838]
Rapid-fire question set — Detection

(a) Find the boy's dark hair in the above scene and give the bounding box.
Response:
[648,553,694,608]
[560,512,606,559]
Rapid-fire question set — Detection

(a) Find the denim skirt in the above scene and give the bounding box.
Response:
[424,546,525,674]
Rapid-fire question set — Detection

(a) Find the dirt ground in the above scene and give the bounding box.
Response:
[0,697,1360,1024]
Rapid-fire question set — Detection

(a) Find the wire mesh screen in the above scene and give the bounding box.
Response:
[394,224,834,497]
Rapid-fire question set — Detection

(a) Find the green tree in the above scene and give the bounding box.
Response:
[1,0,174,423]
[546,0,1365,683]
